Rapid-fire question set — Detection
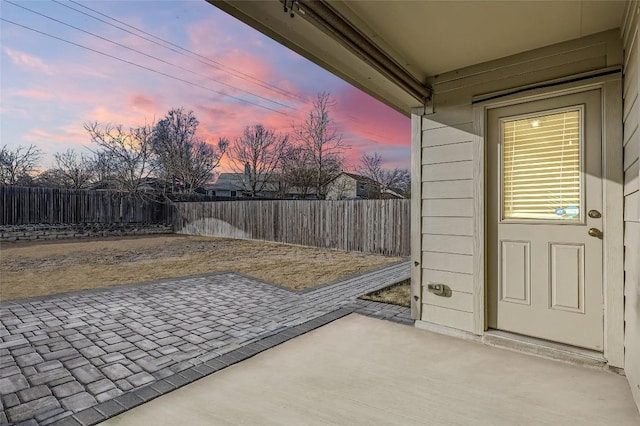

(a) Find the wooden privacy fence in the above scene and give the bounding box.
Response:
[0,186,172,225]
[174,199,410,257]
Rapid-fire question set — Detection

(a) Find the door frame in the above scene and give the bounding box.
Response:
[472,73,624,367]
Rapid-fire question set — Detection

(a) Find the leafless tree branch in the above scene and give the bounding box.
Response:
[292,92,345,199]
[0,144,42,186]
[230,124,288,197]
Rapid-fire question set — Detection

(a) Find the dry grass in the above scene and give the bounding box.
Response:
[0,235,402,301]
[360,279,411,307]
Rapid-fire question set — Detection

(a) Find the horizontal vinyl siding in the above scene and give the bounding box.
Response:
[422,161,473,181]
[422,251,473,275]
[422,180,473,199]
[422,305,474,332]
[624,129,640,170]
[423,286,474,312]
[420,121,475,319]
[622,0,640,412]
[422,142,473,164]
[422,199,473,217]
[625,190,639,221]
[421,123,475,146]
[625,159,640,195]
[422,217,473,236]
[422,235,473,255]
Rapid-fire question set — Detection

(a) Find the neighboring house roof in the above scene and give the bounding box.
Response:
[207,173,276,193]
[380,188,405,199]
[205,173,316,197]
[331,172,380,186]
[205,173,245,191]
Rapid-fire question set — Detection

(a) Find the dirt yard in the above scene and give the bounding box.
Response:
[360,279,411,307]
[0,235,403,301]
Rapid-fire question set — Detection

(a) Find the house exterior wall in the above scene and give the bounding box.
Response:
[622,0,640,410]
[326,175,357,200]
[355,181,379,199]
[412,30,623,337]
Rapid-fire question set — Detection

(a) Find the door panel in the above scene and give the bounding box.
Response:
[550,243,584,313]
[500,240,530,305]
[487,90,603,351]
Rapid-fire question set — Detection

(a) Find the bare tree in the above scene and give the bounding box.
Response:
[184,137,229,192]
[358,152,410,198]
[0,144,42,186]
[91,150,119,184]
[34,169,67,188]
[278,145,316,198]
[50,149,95,189]
[230,124,288,197]
[84,122,155,194]
[292,92,345,199]
[152,108,228,192]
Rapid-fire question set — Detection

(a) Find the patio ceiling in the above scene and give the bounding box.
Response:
[209,0,626,115]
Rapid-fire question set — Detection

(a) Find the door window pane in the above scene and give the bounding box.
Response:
[501,109,581,220]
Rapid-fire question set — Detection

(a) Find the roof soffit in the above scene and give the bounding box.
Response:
[330,0,626,77]
[208,1,626,114]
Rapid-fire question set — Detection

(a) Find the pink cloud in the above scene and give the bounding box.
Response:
[2,6,410,176]
[194,103,238,122]
[0,106,28,118]
[72,65,112,80]
[22,127,89,153]
[23,128,55,141]
[334,87,410,148]
[216,49,277,88]
[11,89,53,100]
[129,94,158,114]
[185,19,303,110]
[3,47,52,75]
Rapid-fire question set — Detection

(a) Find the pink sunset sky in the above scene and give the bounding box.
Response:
[0,1,410,174]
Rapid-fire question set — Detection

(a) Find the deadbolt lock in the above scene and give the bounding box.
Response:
[588,210,602,218]
[588,227,603,239]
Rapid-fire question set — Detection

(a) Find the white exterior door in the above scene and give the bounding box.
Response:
[487,90,604,351]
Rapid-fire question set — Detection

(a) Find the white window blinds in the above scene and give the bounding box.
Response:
[501,109,582,220]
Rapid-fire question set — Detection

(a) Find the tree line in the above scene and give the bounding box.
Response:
[0,92,410,199]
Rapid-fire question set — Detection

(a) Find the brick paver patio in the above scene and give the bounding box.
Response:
[0,261,410,425]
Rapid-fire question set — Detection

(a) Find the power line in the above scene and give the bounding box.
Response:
[3,4,393,146]
[52,0,307,103]
[51,1,389,144]
[336,120,387,145]
[0,17,296,117]
[2,12,387,145]
[6,0,297,111]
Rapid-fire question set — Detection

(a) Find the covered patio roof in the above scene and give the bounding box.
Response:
[209,0,626,115]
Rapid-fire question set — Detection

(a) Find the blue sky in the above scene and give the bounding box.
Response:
[1,0,410,172]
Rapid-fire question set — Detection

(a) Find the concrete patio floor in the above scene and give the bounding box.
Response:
[101,314,639,426]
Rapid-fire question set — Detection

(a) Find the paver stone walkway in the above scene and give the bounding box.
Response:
[0,262,410,425]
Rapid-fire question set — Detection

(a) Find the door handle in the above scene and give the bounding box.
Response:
[588,228,603,239]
